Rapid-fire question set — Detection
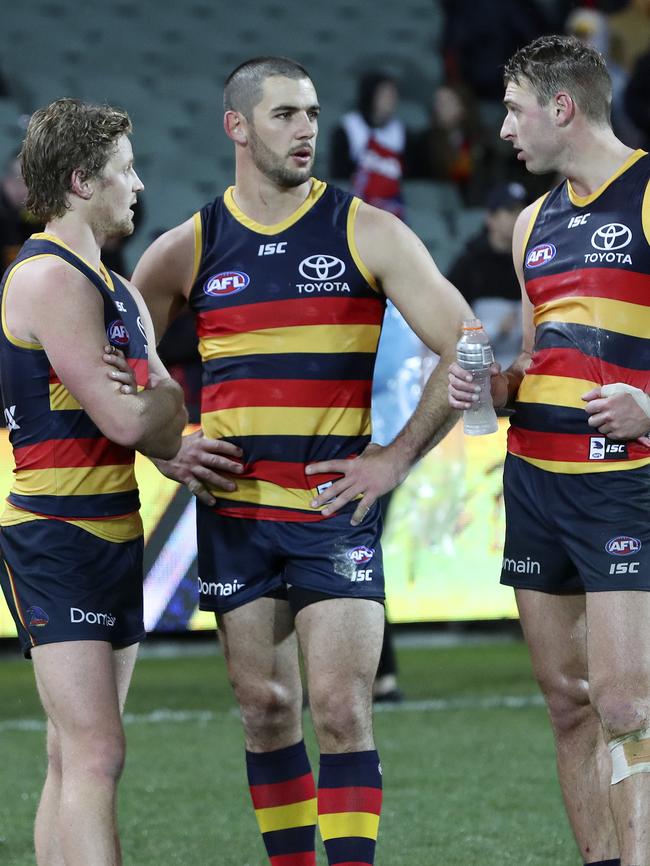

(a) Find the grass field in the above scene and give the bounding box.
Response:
[0,636,579,866]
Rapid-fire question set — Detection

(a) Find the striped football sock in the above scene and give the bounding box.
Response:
[246,740,317,866]
[318,750,383,865]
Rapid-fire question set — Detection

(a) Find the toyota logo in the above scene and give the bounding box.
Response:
[299,254,346,280]
[591,223,632,251]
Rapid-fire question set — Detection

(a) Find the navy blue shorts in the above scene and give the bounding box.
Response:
[501,454,650,593]
[197,503,385,615]
[0,520,145,658]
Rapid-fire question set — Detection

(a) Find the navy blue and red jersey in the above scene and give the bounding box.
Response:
[0,233,149,539]
[509,150,650,473]
[187,179,385,521]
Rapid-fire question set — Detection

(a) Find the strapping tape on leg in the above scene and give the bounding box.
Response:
[609,729,650,784]
[601,383,650,419]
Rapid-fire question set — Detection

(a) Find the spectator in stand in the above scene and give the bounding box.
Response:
[329,71,407,219]
[608,0,650,73]
[0,155,42,272]
[407,83,486,204]
[624,48,650,148]
[565,6,642,146]
[447,182,528,369]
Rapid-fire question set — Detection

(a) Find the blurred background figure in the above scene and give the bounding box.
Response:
[407,82,486,204]
[447,181,528,369]
[565,5,643,146]
[624,47,650,149]
[329,70,407,218]
[608,0,650,74]
[0,154,41,272]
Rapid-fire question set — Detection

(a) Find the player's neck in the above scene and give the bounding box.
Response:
[44,213,103,272]
[232,169,313,225]
[563,128,636,198]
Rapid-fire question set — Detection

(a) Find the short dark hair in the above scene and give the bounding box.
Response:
[504,35,612,125]
[224,56,311,119]
[21,98,131,222]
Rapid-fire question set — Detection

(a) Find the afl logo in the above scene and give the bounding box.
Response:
[299,254,346,281]
[347,545,375,564]
[107,319,130,345]
[204,271,250,297]
[525,243,557,268]
[591,223,632,251]
[605,536,641,556]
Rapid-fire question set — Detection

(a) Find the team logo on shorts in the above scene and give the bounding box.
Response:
[525,243,556,269]
[347,546,375,564]
[204,271,250,298]
[589,437,628,460]
[107,319,130,346]
[26,606,49,627]
[605,536,641,556]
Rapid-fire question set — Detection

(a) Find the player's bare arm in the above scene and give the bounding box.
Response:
[307,202,472,524]
[133,219,244,502]
[449,201,537,411]
[6,256,185,459]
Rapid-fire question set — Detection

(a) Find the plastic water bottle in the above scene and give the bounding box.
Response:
[456,318,498,435]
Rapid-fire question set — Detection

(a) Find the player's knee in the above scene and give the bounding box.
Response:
[536,672,592,735]
[309,686,369,745]
[237,679,300,732]
[66,729,127,785]
[591,688,650,741]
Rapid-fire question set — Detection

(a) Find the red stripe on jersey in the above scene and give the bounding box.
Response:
[250,773,316,809]
[202,379,372,411]
[14,438,134,470]
[239,460,340,490]
[215,504,329,522]
[196,297,384,337]
[270,854,316,866]
[49,357,147,386]
[527,268,650,308]
[317,786,383,816]
[508,427,649,462]
[528,347,650,385]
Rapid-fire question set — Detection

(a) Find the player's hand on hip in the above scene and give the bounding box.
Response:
[306,443,407,525]
[155,428,244,505]
[103,345,137,394]
[582,387,650,441]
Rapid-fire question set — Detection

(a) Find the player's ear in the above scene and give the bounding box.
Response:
[554,91,575,127]
[70,168,93,200]
[224,110,247,145]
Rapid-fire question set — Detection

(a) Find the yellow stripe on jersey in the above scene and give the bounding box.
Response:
[517,374,599,410]
[347,197,379,292]
[254,799,318,834]
[203,405,372,439]
[0,502,142,541]
[642,174,650,247]
[224,180,328,235]
[515,454,650,474]
[212,480,318,509]
[520,194,548,268]
[535,296,650,339]
[318,811,380,841]
[199,323,381,361]
[192,212,202,286]
[13,465,137,497]
[49,382,82,411]
[567,150,647,208]
[31,233,115,291]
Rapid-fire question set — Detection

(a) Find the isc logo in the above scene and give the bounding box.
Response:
[609,562,640,575]
[589,437,628,460]
[525,243,556,268]
[605,536,642,556]
[568,213,590,228]
[258,242,287,256]
[204,271,250,297]
[107,319,130,345]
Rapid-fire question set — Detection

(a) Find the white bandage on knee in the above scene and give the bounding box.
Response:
[609,729,650,784]
[601,382,650,420]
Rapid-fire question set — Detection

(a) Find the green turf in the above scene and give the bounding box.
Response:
[0,640,579,865]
